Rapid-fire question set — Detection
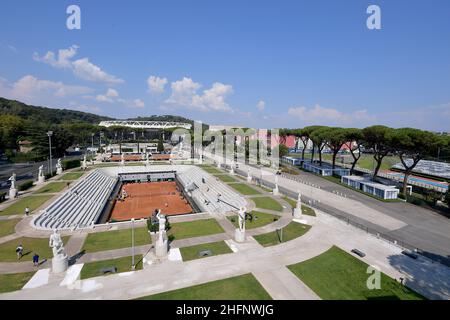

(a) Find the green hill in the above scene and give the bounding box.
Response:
[0,97,112,124]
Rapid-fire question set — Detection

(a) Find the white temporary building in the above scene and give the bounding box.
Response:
[341,175,399,200]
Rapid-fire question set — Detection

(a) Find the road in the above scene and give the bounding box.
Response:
[205,153,450,267]
[0,156,78,192]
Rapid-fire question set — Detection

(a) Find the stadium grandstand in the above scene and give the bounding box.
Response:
[32,165,246,231]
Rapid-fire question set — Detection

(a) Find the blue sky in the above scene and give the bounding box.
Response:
[1,0,450,130]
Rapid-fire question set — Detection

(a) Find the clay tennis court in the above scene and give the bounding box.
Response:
[110,154,142,161]
[109,181,193,221]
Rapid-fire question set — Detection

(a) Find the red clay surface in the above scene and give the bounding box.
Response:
[109,181,193,221]
[150,154,171,160]
[110,155,143,161]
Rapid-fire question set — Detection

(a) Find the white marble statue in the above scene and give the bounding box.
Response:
[37,165,45,184]
[38,165,44,178]
[293,191,305,221]
[273,173,279,195]
[235,207,246,242]
[157,210,166,234]
[49,230,68,273]
[9,173,16,190]
[81,155,87,169]
[247,167,252,183]
[121,153,125,166]
[56,158,63,175]
[49,230,65,257]
[9,173,18,199]
[155,209,168,257]
[238,207,246,232]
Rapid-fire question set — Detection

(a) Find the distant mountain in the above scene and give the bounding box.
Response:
[0,97,112,124]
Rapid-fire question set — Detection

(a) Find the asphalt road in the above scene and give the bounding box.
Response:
[0,157,78,192]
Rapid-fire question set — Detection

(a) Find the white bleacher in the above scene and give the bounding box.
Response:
[177,166,246,214]
[33,169,118,231]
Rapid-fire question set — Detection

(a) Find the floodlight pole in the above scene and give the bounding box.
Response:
[131,218,135,270]
[47,131,53,175]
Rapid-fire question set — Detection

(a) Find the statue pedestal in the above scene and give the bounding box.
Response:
[217,162,221,169]
[155,239,168,258]
[247,175,252,183]
[273,186,279,196]
[120,160,125,166]
[56,168,63,175]
[52,254,68,273]
[9,188,17,199]
[37,176,45,185]
[234,229,246,243]
[230,168,235,175]
[293,207,302,219]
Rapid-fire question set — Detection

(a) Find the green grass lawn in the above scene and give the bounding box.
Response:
[137,273,272,300]
[0,195,53,216]
[0,219,21,238]
[287,246,425,300]
[34,182,67,194]
[82,227,151,253]
[80,255,143,279]
[179,241,233,261]
[199,166,224,175]
[0,236,69,262]
[228,183,261,195]
[227,211,279,230]
[168,219,225,241]
[0,272,36,293]
[254,222,311,247]
[283,197,316,216]
[214,174,238,183]
[58,172,84,180]
[252,197,283,212]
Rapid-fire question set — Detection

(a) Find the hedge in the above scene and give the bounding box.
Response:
[18,181,34,191]
[62,159,81,170]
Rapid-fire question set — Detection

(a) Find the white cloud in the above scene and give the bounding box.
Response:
[287,104,374,126]
[33,45,78,69]
[72,58,124,85]
[164,77,233,112]
[147,75,167,93]
[133,99,145,108]
[33,46,124,85]
[96,88,120,102]
[257,100,266,111]
[0,75,93,105]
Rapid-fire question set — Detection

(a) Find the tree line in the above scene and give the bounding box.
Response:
[279,125,450,197]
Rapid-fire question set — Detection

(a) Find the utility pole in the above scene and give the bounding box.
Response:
[47,131,53,175]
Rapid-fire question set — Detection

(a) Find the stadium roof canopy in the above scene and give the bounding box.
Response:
[98,120,192,130]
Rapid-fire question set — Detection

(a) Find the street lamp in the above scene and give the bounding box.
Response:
[47,131,53,175]
[131,218,135,270]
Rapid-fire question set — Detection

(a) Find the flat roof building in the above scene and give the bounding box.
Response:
[341,175,399,200]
